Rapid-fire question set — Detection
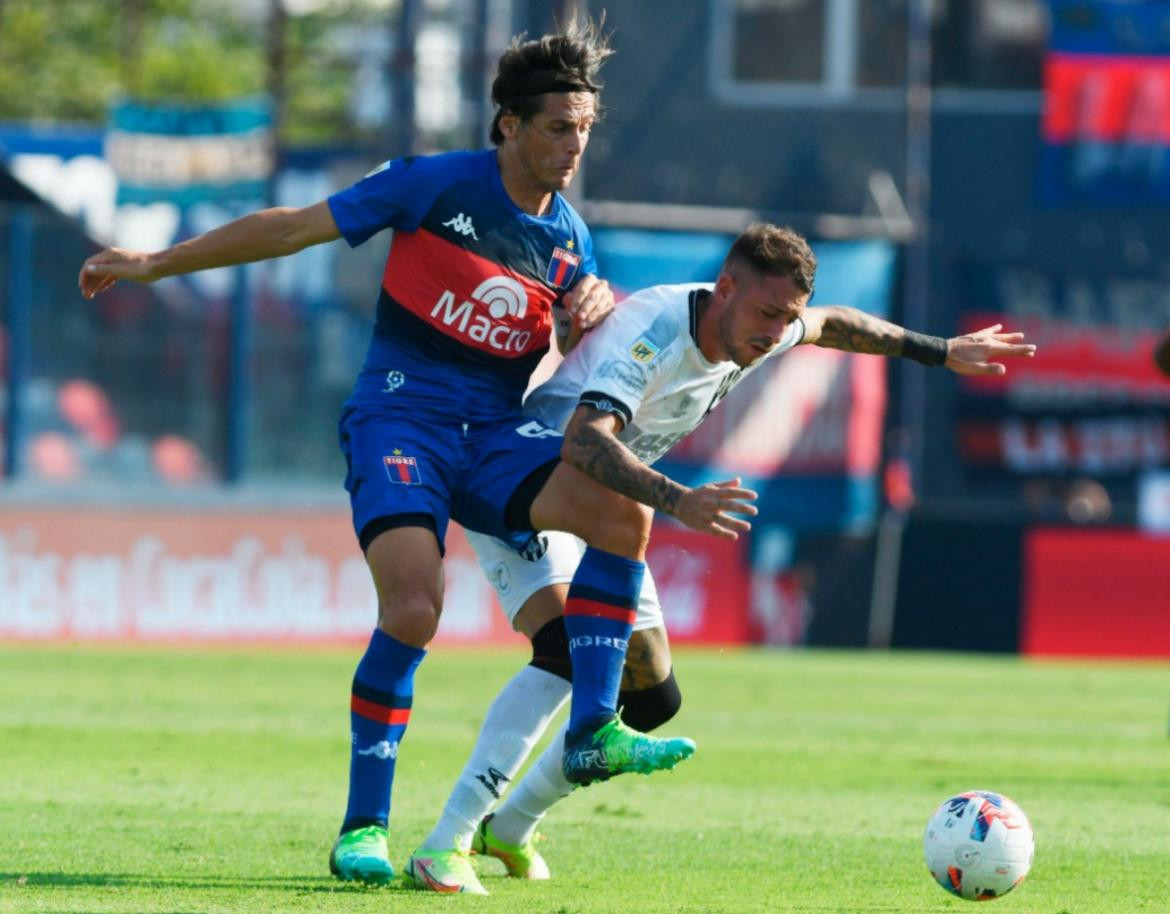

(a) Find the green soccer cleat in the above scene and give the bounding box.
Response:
[471,813,550,880]
[561,717,696,786]
[329,824,396,885]
[404,847,489,895]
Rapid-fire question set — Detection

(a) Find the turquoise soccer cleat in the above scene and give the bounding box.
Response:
[329,824,396,885]
[561,717,696,786]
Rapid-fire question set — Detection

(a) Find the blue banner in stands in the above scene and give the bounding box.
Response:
[107,98,273,206]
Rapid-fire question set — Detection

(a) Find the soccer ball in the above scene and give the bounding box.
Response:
[923,790,1034,901]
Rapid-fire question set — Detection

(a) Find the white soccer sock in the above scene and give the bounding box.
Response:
[488,722,574,848]
[422,665,569,851]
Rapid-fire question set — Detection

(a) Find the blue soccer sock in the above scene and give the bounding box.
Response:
[563,546,644,742]
[341,628,426,834]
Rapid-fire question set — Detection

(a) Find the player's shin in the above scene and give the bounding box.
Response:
[342,629,426,834]
[488,722,574,848]
[421,664,569,851]
[562,546,643,740]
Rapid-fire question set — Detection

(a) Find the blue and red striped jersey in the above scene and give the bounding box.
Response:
[328,149,597,419]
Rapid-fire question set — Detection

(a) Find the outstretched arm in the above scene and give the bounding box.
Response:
[562,406,757,540]
[79,201,341,299]
[800,305,1035,376]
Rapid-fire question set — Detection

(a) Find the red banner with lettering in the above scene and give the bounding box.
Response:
[0,508,753,645]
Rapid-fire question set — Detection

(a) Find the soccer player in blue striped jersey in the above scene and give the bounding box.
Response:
[79,16,749,894]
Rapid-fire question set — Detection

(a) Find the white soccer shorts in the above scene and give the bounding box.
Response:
[464,528,663,632]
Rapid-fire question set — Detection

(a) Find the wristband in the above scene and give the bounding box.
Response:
[902,331,948,366]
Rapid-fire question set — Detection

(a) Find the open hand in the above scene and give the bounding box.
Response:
[672,477,759,540]
[945,324,1036,376]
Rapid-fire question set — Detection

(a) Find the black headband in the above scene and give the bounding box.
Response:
[497,71,599,104]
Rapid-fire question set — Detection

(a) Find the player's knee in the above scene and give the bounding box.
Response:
[529,616,572,682]
[377,593,441,646]
[591,498,652,558]
[618,669,682,731]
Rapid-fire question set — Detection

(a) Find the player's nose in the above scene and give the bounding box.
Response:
[565,129,587,155]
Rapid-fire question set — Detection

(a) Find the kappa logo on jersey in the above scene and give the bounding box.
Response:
[384,449,422,485]
[629,337,661,363]
[442,212,479,240]
[430,277,535,353]
[545,246,582,289]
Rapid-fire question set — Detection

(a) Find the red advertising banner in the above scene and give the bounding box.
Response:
[644,522,751,644]
[954,303,1170,477]
[1022,528,1170,657]
[0,507,752,646]
[958,311,1170,404]
[1043,55,1170,145]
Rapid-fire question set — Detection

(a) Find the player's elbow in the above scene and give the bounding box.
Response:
[560,416,590,467]
[271,202,338,255]
[271,210,313,255]
[559,437,588,473]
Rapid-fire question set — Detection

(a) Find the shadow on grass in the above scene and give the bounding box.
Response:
[2,871,406,894]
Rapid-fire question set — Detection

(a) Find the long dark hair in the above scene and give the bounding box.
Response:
[489,14,614,145]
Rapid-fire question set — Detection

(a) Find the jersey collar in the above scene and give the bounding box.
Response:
[688,288,709,349]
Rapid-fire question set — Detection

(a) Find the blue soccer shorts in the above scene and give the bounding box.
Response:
[338,406,564,555]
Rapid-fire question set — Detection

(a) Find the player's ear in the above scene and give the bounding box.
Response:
[498,111,520,141]
[714,271,735,300]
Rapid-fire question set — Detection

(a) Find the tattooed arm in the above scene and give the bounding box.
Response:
[562,407,685,514]
[800,306,1036,375]
[561,406,757,540]
[800,305,914,356]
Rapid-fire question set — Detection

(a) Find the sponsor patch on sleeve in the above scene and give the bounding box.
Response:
[629,337,660,363]
[598,359,648,393]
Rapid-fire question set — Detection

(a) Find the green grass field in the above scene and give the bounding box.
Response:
[2,645,1169,913]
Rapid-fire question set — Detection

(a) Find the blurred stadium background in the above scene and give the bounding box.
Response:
[1,0,1168,658]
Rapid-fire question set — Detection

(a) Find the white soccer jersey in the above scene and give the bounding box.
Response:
[523,283,805,463]
[466,282,804,631]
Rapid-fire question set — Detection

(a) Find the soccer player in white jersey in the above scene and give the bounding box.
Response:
[414,223,1036,893]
